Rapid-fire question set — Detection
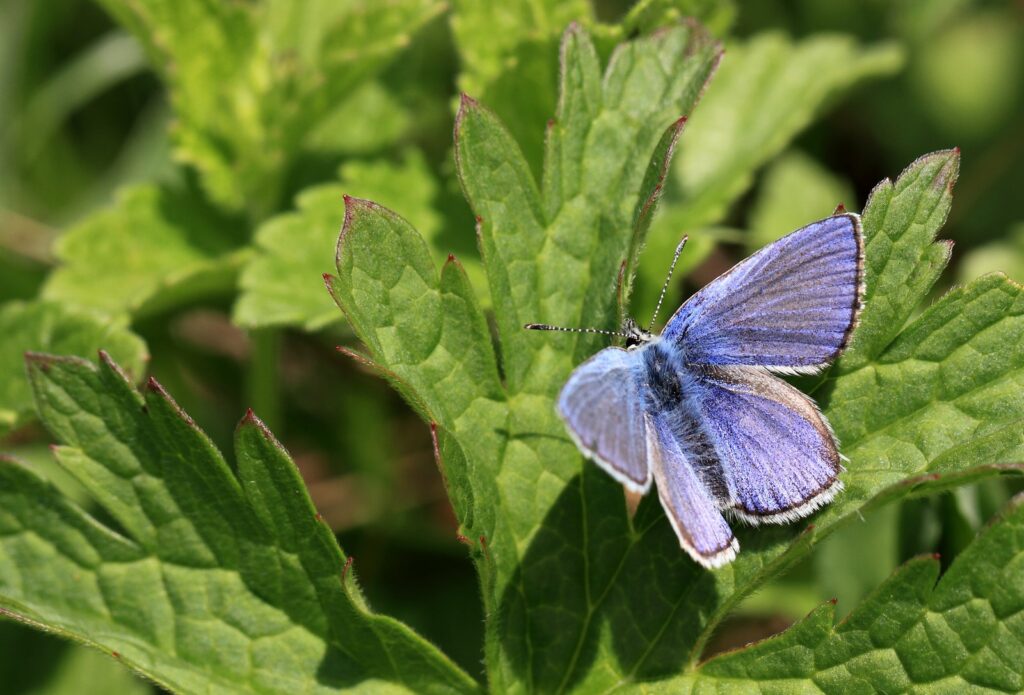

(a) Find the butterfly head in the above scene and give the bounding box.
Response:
[622,317,653,349]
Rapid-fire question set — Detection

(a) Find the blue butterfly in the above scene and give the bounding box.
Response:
[526,213,864,568]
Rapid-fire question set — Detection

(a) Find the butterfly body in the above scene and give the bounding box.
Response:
[545,213,864,568]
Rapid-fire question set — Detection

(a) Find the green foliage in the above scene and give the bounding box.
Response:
[236,149,442,331]
[450,0,735,177]
[328,23,1024,693]
[5,2,1024,692]
[42,185,246,319]
[95,0,443,217]
[0,352,476,694]
[676,492,1024,692]
[0,301,146,436]
[640,32,902,295]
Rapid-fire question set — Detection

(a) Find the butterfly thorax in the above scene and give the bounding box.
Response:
[622,317,654,349]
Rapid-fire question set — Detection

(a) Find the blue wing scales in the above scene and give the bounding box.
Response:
[690,365,843,524]
[663,213,863,373]
[557,347,650,492]
[646,411,737,568]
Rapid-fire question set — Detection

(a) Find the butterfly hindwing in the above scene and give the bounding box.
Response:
[663,213,864,373]
[646,411,738,568]
[556,347,650,493]
[689,365,843,524]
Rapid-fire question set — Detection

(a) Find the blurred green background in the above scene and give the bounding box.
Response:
[1,0,1022,690]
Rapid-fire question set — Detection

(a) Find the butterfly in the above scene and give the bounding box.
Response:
[526,212,864,568]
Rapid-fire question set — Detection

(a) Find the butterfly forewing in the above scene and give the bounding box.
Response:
[663,213,863,373]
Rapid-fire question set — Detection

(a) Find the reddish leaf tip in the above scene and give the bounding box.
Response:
[475,215,483,224]
[828,597,838,605]
[459,93,478,109]
[953,146,961,154]
[833,202,847,214]
[447,253,456,262]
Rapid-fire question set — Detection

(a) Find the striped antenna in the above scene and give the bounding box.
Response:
[523,323,631,339]
[650,235,688,329]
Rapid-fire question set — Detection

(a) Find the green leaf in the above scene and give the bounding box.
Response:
[837,150,959,370]
[0,352,477,694]
[673,492,1024,692]
[235,149,443,331]
[638,32,903,308]
[451,0,593,175]
[333,20,1024,684]
[0,301,146,436]
[450,0,735,180]
[42,184,247,319]
[333,23,731,692]
[456,22,721,391]
[96,0,442,215]
[747,149,856,250]
[305,80,412,157]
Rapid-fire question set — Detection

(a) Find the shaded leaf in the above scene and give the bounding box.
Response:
[0,352,477,694]
[42,185,246,319]
[0,301,146,436]
[236,149,442,331]
[674,493,1024,693]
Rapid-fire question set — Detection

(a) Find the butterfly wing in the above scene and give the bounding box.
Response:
[646,410,737,568]
[690,365,842,524]
[557,347,651,493]
[663,213,863,373]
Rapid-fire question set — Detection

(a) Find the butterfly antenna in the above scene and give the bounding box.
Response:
[524,324,629,339]
[650,235,688,328]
